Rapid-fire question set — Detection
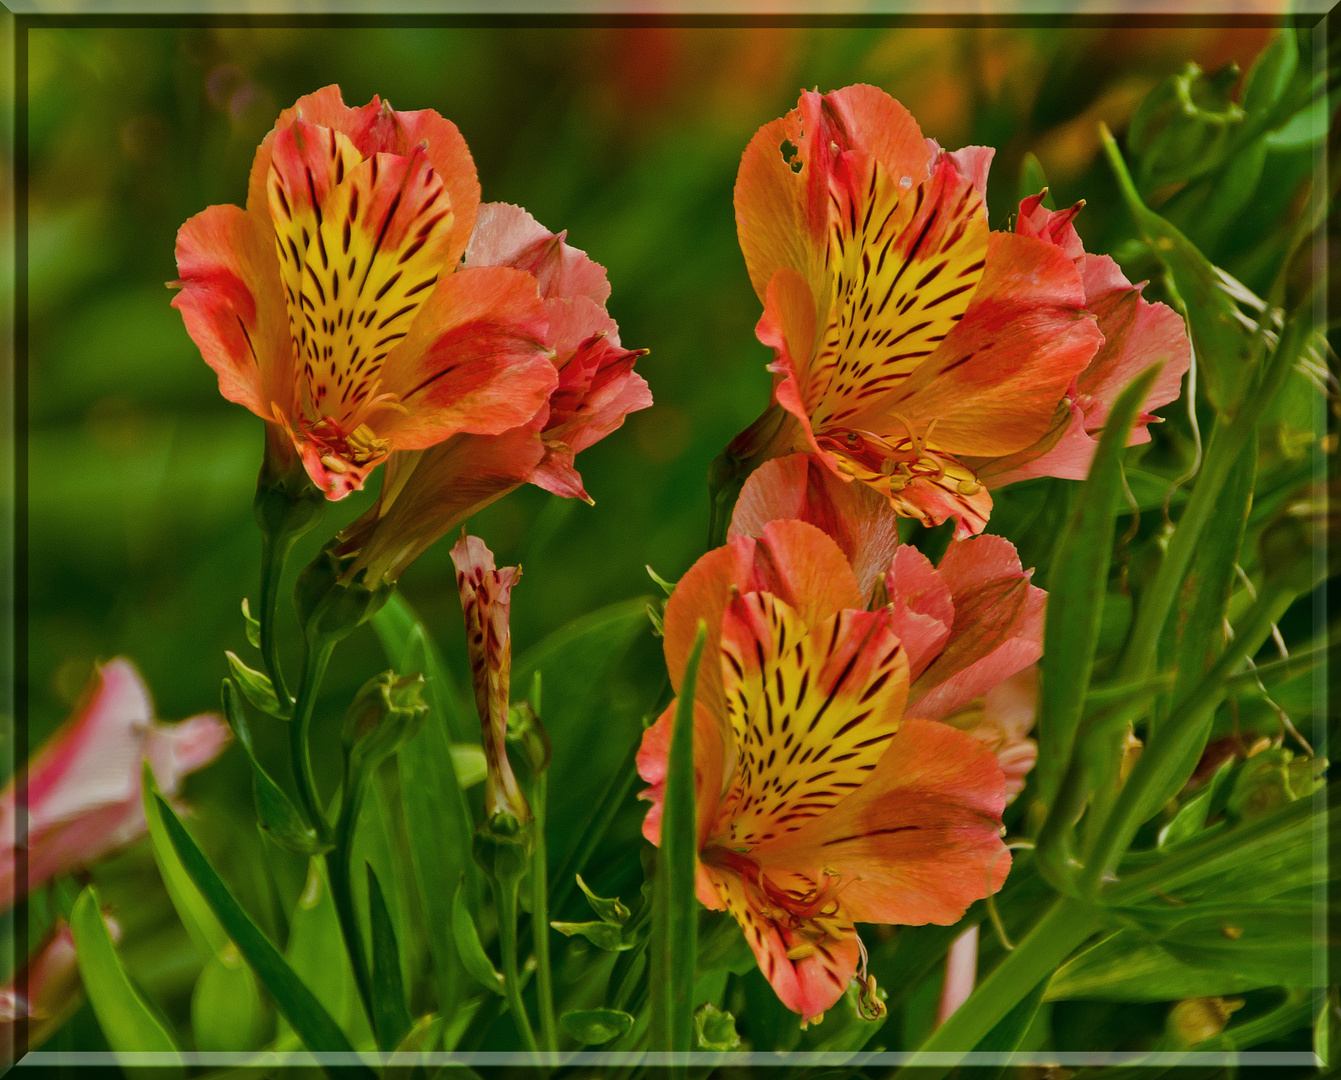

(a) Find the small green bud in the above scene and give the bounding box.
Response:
[294,545,394,644]
[343,670,429,765]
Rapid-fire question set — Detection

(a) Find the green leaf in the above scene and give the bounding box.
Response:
[226,650,290,719]
[372,592,479,1017]
[450,743,486,789]
[1102,126,1253,411]
[649,622,706,1052]
[1243,27,1298,117]
[366,863,412,1051]
[576,873,630,925]
[693,1002,742,1051]
[1017,152,1053,209]
[550,920,631,951]
[221,680,329,855]
[278,858,374,1051]
[514,598,654,884]
[1036,368,1160,809]
[70,886,183,1063]
[191,943,269,1052]
[452,879,504,995]
[142,762,229,960]
[561,1008,634,1045]
[241,597,262,650]
[152,794,371,1069]
[1046,900,1318,1001]
[1157,759,1235,849]
[974,980,1046,1055]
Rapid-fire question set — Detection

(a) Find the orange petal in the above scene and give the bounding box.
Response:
[755,718,1010,926]
[718,594,908,848]
[890,231,1102,456]
[705,863,859,1023]
[735,110,818,304]
[172,204,290,418]
[663,520,862,720]
[822,84,934,193]
[378,265,554,446]
[636,698,728,852]
[730,453,901,605]
[339,428,543,583]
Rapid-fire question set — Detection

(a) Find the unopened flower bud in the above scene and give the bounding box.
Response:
[294,545,394,645]
[1168,996,1243,1046]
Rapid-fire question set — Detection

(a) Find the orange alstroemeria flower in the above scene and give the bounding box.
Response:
[637,519,1011,1023]
[729,85,1190,537]
[731,454,1043,790]
[332,204,650,584]
[173,86,557,500]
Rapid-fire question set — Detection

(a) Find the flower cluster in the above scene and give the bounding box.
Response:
[638,84,1189,1022]
[726,85,1190,537]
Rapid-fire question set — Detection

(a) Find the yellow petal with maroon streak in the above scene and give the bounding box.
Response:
[718,592,908,848]
[299,149,456,422]
[809,156,988,432]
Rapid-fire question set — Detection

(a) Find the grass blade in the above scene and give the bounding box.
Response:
[152,793,371,1072]
[650,621,706,1053]
[366,862,412,1050]
[1036,367,1160,809]
[70,886,183,1065]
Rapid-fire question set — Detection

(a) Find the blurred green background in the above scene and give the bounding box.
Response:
[25,18,1325,1049]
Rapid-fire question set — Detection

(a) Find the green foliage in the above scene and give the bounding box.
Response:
[366,863,412,1050]
[70,887,183,1064]
[561,1008,635,1045]
[191,944,270,1052]
[452,880,504,997]
[649,622,706,1053]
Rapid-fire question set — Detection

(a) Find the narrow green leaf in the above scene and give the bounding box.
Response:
[241,597,262,650]
[1036,367,1161,808]
[191,943,270,1052]
[561,1009,634,1045]
[372,593,479,1016]
[277,858,373,1051]
[1101,125,1253,410]
[974,980,1046,1055]
[450,743,486,789]
[366,863,412,1051]
[1157,759,1235,849]
[221,680,328,855]
[152,794,370,1069]
[71,886,183,1064]
[550,920,632,951]
[226,650,290,719]
[576,873,630,925]
[1243,27,1298,116]
[452,879,504,995]
[142,762,228,960]
[650,622,706,1052]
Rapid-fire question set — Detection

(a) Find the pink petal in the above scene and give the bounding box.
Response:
[884,545,955,680]
[466,202,611,306]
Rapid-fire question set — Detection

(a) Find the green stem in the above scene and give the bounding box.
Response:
[259,530,299,709]
[904,895,1104,1075]
[494,871,539,1053]
[531,772,557,1053]
[1081,581,1297,894]
[291,637,336,843]
[326,763,375,1033]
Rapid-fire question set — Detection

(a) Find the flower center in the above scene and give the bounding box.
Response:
[702,844,850,954]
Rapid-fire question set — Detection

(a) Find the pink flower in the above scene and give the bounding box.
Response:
[0,660,230,912]
[0,917,108,1051]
